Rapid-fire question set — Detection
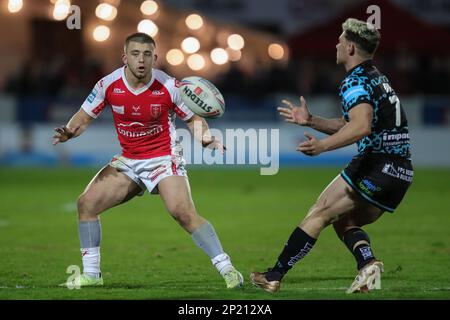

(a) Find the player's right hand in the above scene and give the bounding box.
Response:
[52,126,77,145]
[277,96,312,126]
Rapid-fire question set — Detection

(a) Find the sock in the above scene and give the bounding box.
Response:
[191,221,225,258]
[268,227,317,281]
[78,220,102,277]
[80,247,101,278]
[191,222,233,275]
[211,253,233,276]
[343,228,375,270]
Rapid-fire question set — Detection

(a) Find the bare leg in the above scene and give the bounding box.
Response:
[251,175,377,292]
[299,175,362,238]
[77,165,142,221]
[333,203,383,271]
[157,176,205,233]
[158,176,243,288]
[333,204,383,240]
[76,165,142,279]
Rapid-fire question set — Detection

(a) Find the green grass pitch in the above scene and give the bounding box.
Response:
[0,167,449,300]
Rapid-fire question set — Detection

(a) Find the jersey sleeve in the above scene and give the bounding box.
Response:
[339,76,373,112]
[170,78,194,121]
[81,79,107,118]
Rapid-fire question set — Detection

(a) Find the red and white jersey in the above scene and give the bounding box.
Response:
[81,67,194,159]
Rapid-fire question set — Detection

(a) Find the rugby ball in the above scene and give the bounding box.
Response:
[179,76,225,118]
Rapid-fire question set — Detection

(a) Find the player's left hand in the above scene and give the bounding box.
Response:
[202,136,227,154]
[52,125,78,145]
[297,132,325,156]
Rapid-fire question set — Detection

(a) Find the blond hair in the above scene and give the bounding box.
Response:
[342,18,381,56]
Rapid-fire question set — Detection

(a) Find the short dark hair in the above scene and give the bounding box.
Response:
[342,18,381,56]
[124,33,156,52]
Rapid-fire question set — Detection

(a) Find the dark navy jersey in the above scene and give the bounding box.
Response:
[339,60,411,158]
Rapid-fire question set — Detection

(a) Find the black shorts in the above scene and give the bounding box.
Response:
[341,152,413,213]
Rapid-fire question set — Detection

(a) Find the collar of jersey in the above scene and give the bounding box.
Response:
[346,59,373,77]
[121,66,155,96]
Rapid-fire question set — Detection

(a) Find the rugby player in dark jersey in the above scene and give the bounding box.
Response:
[251,18,413,293]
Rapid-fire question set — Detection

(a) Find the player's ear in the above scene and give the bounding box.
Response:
[154,54,158,62]
[121,53,127,65]
[347,42,356,56]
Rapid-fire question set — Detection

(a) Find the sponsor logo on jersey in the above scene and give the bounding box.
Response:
[113,88,126,94]
[87,89,98,103]
[382,133,409,141]
[118,122,145,127]
[150,104,162,119]
[382,132,410,147]
[152,90,165,96]
[117,124,163,138]
[174,107,187,119]
[112,105,124,114]
[132,105,141,116]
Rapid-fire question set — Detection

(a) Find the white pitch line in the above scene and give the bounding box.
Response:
[0,285,34,289]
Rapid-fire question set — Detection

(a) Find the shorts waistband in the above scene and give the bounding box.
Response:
[358,151,411,161]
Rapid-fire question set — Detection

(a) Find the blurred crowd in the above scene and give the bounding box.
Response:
[5,55,104,100]
[4,50,449,104]
[1,45,449,129]
[219,52,450,96]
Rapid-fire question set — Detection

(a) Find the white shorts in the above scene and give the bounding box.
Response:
[109,153,188,195]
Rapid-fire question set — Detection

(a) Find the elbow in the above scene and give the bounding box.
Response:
[358,125,371,139]
[363,124,372,136]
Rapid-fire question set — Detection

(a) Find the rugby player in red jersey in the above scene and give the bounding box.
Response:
[53,33,243,289]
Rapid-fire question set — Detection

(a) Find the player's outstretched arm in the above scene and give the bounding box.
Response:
[52,108,94,145]
[297,103,372,156]
[278,96,346,135]
[185,114,226,154]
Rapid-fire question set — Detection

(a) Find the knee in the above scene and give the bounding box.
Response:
[168,203,196,228]
[77,193,100,219]
[302,203,334,230]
